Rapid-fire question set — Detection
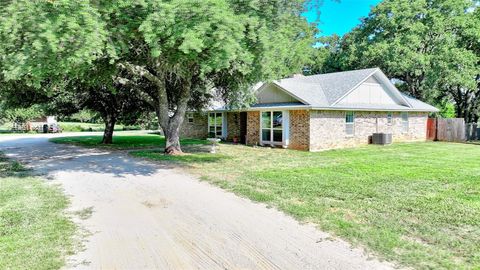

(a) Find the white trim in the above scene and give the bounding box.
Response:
[345,111,355,136]
[222,112,228,138]
[270,82,310,105]
[387,112,393,125]
[208,112,225,138]
[260,110,285,146]
[283,110,290,147]
[209,106,434,113]
[331,69,413,108]
[331,68,379,106]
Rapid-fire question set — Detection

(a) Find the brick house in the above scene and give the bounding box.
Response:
[181,68,439,151]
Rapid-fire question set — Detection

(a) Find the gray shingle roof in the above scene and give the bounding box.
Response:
[270,68,438,112]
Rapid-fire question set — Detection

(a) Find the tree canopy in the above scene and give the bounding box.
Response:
[0,0,318,153]
[312,0,480,122]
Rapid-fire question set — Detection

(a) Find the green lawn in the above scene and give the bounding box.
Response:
[49,134,480,269]
[129,141,480,270]
[0,153,76,269]
[0,121,140,133]
[50,134,207,149]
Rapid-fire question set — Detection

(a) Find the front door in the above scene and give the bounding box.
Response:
[240,112,247,144]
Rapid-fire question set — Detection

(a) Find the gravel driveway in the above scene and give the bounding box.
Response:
[0,134,393,270]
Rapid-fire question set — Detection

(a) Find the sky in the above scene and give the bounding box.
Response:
[304,0,382,37]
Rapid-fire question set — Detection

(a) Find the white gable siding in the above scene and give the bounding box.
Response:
[257,84,299,104]
[337,76,400,105]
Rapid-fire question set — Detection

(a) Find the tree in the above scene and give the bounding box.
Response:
[70,110,97,123]
[319,0,480,122]
[0,0,318,154]
[0,104,44,125]
[117,0,316,154]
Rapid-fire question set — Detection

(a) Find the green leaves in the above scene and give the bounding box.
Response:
[0,0,107,85]
[139,0,248,77]
[322,0,480,121]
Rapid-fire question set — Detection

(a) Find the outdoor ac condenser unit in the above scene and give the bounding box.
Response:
[372,133,393,145]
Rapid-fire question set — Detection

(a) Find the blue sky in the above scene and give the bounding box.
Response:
[304,0,382,37]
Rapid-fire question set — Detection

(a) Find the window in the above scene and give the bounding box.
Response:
[261,111,283,143]
[208,113,223,137]
[187,113,194,123]
[345,111,355,136]
[401,112,409,133]
[387,112,393,125]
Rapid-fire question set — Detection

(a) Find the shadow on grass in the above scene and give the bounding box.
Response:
[131,144,230,165]
[0,154,31,178]
[50,134,207,150]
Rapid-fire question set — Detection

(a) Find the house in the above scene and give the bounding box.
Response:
[181,68,439,151]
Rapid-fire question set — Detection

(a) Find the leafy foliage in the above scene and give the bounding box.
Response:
[314,0,480,122]
[0,0,106,85]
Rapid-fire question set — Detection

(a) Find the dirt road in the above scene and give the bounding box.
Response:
[0,134,393,270]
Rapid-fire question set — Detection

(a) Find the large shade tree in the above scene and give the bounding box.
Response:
[313,0,480,121]
[0,0,318,154]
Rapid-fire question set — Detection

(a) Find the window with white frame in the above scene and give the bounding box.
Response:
[387,112,393,125]
[401,112,409,133]
[187,113,194,123]
[208,113,223,137]
[345,111,355,136]
[261,111,283,144]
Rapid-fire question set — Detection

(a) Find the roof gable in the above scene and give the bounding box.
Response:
[336,73,409,107]
[247,68,438,112]
[256,83,303,104]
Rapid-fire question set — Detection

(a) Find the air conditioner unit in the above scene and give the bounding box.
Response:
[372,133,392,145]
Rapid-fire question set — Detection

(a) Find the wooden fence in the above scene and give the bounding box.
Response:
[427,118,466,142]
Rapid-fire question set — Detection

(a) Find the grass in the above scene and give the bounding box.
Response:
[58,122,140,132]
[0,121,140,133]
[50,134,208,149]
[128,141,480,270]
[0,153,76,269]
[50,134,480,268]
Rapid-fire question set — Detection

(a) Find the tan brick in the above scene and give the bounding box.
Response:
[309,110,428,151]
[180,113,208,139]
[226,112,241,141]
[289,110,310,150]
[246,111,260,146]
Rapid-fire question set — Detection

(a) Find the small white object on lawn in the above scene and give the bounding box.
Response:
[207,138,221,153]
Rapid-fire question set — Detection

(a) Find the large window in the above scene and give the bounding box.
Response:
[208,113,223,137]
[401,112,409,133]
[345,111,355,136]
[261,111,283,143]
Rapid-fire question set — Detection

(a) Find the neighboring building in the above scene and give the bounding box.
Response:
[181,68,438,151]
[27,116,58,132]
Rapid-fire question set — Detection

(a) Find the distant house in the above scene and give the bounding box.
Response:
[26,116,57,132]
[181,68,439,151]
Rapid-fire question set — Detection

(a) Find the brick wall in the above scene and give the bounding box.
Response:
[288,110,310,150]
[226,112,241,141]
[180,113,208,139]
[246,111,260,145]
[309,110,428,151]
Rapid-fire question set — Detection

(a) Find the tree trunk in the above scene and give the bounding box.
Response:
[102,114,116,144]
[162,121,183,155]
[157,82,191,155]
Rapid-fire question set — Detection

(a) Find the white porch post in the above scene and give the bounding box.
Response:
[283,110,290,148]
[222,112,228,139]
